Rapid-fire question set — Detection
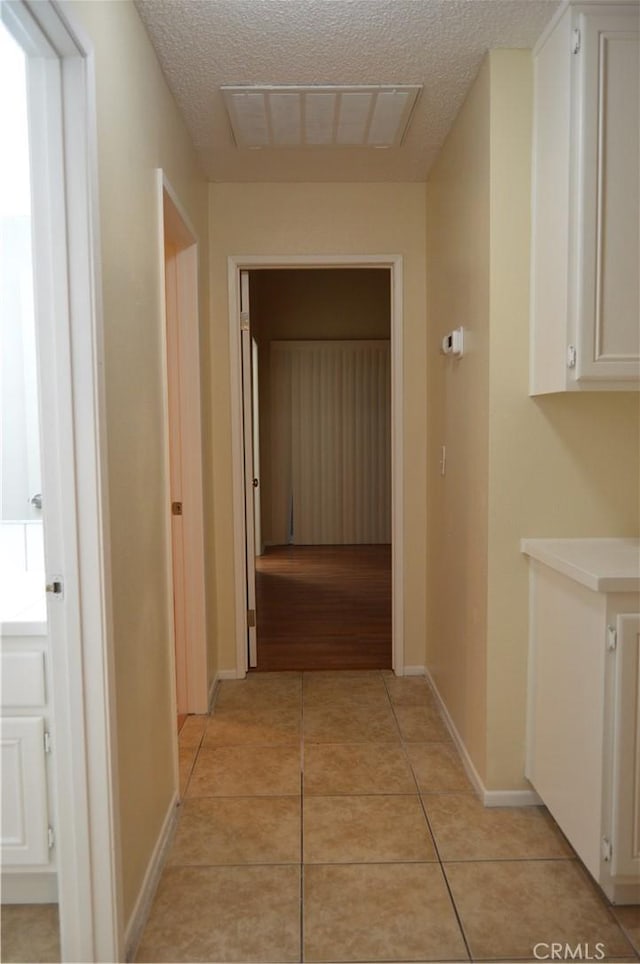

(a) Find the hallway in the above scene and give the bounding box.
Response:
[137,672,639,963]
[255,546,392,671]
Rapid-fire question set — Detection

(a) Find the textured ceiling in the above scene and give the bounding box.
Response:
[135,0,560,182]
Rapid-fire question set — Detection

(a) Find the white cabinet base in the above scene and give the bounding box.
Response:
[523,540,640,904]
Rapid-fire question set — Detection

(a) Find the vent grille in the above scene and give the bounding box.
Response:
[222,85,421,149]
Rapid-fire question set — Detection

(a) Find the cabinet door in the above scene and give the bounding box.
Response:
[611,614,640,877]
[1,716,50,865]
[575,8,640,383]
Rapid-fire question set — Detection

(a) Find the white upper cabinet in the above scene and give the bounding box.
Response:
[530,2,640,394]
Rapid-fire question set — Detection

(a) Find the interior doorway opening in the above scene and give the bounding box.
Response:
[158,175,209,723]
[229,257,405,677]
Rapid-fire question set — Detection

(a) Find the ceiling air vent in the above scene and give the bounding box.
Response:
[221,85,421,149]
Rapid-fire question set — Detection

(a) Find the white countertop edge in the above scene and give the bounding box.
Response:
[521,538,640,593]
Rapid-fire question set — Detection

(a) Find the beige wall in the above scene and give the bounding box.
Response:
[426,49,640,791]
[485,50,640,788]
[209,183,426,670]
[250,269,390,544]
[426,60,491,781]
[65,0,213,924]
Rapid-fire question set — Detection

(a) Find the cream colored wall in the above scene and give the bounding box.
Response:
[64,0,213,924]
[485,50,640,789]
[426,48,640,792]
[209,183,426,670]
[425,60,491,781]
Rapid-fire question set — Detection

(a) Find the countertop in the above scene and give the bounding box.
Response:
[520,537,640,593]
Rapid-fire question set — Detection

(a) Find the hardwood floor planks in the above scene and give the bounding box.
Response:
[254,545,391,671]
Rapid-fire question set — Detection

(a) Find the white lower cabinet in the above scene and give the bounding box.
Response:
[523,538,640,903]
[1,635,56,900]
[610,614,640,881]
[1,716,50,866]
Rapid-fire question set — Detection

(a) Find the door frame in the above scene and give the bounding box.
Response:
[227,254,405,677]
[156,171,209,715]
[1,0,122,959]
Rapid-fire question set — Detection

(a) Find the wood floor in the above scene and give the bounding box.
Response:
[254,545,391,671]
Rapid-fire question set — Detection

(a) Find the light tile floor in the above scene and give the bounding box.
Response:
[135,671,639,964]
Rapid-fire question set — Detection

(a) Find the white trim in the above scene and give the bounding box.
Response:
[227,254,404,677]
[483,788,543,807]
[1,2,122,959]
[156,170,209,721]
[425,668,542,807]
[402,665,426,676]
[0,873,58,903]
[215,669,241,682]
[155,169,181,805]
[124,793,179,963]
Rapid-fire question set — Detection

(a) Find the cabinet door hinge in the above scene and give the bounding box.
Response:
[567,345,577,369]
[572,28,581,54]
[601,837,612,862]
[44,731,52,754]
[606,625,617,652]
[48,826,55,850]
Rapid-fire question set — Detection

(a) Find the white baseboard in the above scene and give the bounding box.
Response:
[1,872,57,903]
[124,792,178,962]
[424,667,542,807]
[216,669,240,681]
[483,788,543,807]
[402,665,426,677]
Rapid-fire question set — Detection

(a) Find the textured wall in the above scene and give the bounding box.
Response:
[65,0,212,926]
[209,182,427,671]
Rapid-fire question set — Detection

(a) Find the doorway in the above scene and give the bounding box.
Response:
[228,256,405,678]
[158,175,209,721]
[0,2,121,961]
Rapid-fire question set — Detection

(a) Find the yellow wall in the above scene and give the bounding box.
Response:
[209,183,427,670]
[65,0,213,924]
[425,60,491,781]
[485,50,640,788]
[426,49,640,791]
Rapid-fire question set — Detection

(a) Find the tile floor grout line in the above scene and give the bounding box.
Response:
[416,746,474,964]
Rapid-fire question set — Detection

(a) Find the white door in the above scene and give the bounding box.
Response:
[240,271,258,667]
[575,8,640,382]
[611,613,640,878]
[164,239,189,714]
[252,335,263,557]
[0,3,120,958]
